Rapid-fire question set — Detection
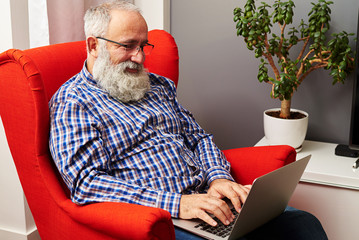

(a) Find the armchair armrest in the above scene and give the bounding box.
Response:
[65,200,175,240]
[39,155,175,240]
[223,145,296,185]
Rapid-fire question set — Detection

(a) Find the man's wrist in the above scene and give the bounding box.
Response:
[206,167,234,186]
[156,191,181,218]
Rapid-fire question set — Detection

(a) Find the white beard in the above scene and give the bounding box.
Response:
[92,44,150,103]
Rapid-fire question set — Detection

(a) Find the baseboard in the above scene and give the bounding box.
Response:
[0,227,40,240]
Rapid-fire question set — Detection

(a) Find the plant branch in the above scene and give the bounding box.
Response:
[262,34,281,81]
[286,36,309,52]
[296,37,310,62]
[298,63,328,83]
[277,22,286,60]
[296,42,316,78]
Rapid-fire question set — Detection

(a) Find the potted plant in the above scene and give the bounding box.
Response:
[233,0,355,150]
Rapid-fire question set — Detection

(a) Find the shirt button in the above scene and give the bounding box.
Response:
[190,165,197,171]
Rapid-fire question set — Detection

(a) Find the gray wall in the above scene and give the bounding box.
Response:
[171,0,359,150]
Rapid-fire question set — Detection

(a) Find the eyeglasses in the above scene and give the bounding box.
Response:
[96,37,154,56]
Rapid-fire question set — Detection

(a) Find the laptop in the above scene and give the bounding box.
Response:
[172,155,311,240]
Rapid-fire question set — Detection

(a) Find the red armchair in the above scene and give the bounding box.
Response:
[0,29,296,240]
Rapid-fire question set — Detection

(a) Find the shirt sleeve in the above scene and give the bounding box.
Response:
[165,80,235,185]
[178,105,234,185]
[49,100,181,217]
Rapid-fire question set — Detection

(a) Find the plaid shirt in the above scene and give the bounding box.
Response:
[49,63,233,217]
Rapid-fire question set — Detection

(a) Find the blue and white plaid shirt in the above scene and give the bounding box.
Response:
[49,63,234,217]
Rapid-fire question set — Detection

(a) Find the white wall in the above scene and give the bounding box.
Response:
[0,0,13,52]
[134,0,170,32]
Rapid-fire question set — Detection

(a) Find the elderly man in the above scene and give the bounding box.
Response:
[49,1,327,239]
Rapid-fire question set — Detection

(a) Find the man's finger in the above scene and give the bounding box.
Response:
[223,184,251,212]
[197,210,218,227]
[243,184,252,192]
[206,198,234,226]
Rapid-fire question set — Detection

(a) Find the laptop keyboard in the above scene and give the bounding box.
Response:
[194,208,239,238]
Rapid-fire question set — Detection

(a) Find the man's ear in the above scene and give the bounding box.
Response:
[87,36,99,58]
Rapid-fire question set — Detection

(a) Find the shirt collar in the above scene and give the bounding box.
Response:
[81,61,97,85]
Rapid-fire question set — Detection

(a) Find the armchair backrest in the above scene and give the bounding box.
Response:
[0,29,178,239]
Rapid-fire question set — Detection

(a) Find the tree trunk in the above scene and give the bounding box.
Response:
[280,99,291,119]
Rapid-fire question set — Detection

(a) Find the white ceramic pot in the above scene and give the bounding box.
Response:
[263,108,309,152]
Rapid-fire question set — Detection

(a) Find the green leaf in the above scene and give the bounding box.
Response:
[339,61,347,70]
[237,29,241,36]
[245,5,253,12]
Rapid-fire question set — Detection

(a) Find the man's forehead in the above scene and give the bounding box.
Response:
[107,9,148,42]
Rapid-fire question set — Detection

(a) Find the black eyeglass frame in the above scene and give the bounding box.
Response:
[96,36,154,55]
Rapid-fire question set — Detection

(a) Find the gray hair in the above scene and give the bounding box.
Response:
[84,0,142,38]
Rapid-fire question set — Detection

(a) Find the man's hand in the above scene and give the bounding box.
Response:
[179,194,236,227]
[178,179,252,227]
[207,179,252,213]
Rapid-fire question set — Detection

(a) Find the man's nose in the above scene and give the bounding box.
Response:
[130,48,145,64]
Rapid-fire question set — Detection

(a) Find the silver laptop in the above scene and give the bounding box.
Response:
[172,155,311,240]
